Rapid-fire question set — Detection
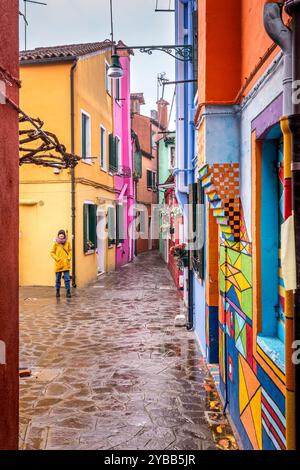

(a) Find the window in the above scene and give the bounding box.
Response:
[151,130,157,149]
[100,126,106,170]
[116,78,121,101]
[147,170,157,191]
[169,145,175,170]
[116,136,121,171]
[116,203,125,245]
[108,134,121,173]
[83,203,97,253]
[106,62,112,95]
[189,182,205,279]
[81,111,91,161]
[254,131,285,372]
[109,133,117,173]
[107,206,116,247]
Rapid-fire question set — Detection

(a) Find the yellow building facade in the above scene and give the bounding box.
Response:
[19,42,116,287]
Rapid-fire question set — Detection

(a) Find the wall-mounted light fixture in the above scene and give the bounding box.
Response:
[107,0,193,80]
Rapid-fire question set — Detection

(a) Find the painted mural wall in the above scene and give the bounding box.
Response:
[198,56,293,450]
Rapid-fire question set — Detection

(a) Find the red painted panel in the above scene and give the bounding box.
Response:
[0,0,19,450]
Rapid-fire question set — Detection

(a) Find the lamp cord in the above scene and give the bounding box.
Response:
[110,0,114,49]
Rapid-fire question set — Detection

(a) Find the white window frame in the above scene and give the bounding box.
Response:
[100,125,107,171]
[146,168,157,191]
[81,109,92,164]
[105,62,112,96]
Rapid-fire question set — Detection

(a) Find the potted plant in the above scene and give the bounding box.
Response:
[170,243,188,269]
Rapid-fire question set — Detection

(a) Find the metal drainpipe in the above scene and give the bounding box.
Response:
[285,0,300,451]
[70,59,78,288]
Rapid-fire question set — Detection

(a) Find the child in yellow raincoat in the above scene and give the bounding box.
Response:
[50,229,72,298]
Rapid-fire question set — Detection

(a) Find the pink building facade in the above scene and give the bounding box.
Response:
[113,45,135,267]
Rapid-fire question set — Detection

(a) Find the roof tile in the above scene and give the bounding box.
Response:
[20,40,113,63]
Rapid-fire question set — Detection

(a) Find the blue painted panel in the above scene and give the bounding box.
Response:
[207,306,219,363]
[261,140,279,337]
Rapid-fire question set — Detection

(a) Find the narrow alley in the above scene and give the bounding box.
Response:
[19,252,236,451]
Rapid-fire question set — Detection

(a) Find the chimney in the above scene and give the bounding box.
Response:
[157,98,169,130]
[130,93,145,115]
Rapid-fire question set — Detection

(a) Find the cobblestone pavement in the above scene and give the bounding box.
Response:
[19,251,237,450]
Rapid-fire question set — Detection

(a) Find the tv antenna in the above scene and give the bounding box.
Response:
[19,0,47,51]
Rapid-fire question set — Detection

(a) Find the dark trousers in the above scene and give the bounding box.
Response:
[55,271,70,290]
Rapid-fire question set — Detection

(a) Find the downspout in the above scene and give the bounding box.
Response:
[71,59,78,288]
[263,3,292,115]
[285,0,300,451]
[264,2,294,449]
[187,0,196,331]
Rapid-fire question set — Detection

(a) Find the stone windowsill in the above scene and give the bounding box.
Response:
[257,335,285,373]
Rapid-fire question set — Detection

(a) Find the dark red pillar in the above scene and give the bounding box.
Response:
[0,0,19,450]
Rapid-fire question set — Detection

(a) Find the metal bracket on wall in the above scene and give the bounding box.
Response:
[116,45,193,62]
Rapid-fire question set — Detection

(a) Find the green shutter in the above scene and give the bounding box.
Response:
[134,150,142,179]
[83,204,88,252]
[109,134,117,173]
[116,204,125,244]
[108,206,116,246]
[88,205,97,249]
[116,79,120,101]
[147,170,152,189]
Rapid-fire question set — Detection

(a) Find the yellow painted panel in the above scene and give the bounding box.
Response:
[19,182,72,286]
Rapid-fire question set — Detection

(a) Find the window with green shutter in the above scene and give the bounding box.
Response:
[109,133,117,173]
[147,170,152,189]
[107,206,116,247]
[116,203,125,245]
[147,170,157,191]
[116,78,120,101]
[83,203,97,253]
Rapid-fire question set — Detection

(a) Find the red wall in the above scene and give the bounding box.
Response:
[0,0,19,450]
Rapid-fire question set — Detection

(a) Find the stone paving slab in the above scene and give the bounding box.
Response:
[19,251,237,450]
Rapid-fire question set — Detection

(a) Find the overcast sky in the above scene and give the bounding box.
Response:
[19,0,176,124]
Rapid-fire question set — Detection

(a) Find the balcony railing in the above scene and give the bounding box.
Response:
[109,165,132,177]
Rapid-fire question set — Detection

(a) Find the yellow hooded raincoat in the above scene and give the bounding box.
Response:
[50,241,72,273]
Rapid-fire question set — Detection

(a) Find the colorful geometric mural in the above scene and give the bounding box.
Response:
[261,388,286,450]
[199,147,289,450]
[199,163,240,242]
[239,354,262,450]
